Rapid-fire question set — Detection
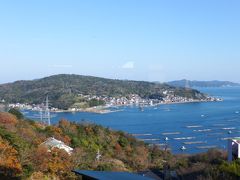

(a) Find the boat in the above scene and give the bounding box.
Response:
[139,106,144,112]
[180,146,187,151]
[165,137,169,141]
[228,130,232,134]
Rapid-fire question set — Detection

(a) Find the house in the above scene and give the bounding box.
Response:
[73,170,155,180]
[228,138,240,162]
[40,137,73,155]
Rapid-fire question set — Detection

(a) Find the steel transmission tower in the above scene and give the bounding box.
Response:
[39,95,51,125]
[45,95,51,126]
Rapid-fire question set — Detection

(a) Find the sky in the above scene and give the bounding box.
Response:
[0,0,240,83]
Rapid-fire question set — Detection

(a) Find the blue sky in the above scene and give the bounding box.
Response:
[0,0,240,83]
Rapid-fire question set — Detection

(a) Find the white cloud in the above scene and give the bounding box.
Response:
[122,61,135,69]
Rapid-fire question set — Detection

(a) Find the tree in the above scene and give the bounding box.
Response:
[0,112,18,130]
[32,146,74,178]
[8,108,24,119]
[88,99,105,107]
[0,137,22,177]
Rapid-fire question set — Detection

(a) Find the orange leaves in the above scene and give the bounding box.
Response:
[17,127,36,142]
[0,137,22,177]
[47,126,63,134]
[115,143,122,153]
[0,112,18,130]
[85,126,93,134]
[32,146,73,177]
[59,119,77,134]
[0,112,18,124]
[59,119,71,128]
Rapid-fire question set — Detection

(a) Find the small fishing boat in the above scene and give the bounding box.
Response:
[180,146,186,151]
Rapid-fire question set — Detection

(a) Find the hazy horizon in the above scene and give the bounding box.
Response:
[1,1,240,83]
[0,73,239,85]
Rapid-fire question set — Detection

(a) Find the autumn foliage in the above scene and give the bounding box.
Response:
[32,146,73,177]
[0,112,18,130]
[0,137,22,177]
[0,112,173,179]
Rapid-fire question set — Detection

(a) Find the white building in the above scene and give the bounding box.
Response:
[228,138,240,162]
[40,137,73,155]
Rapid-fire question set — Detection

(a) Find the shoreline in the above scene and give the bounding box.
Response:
[45,99,222,114]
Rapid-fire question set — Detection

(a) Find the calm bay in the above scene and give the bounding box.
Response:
[23,87,240,154]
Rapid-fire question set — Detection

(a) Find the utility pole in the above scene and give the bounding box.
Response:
[40,108,43,122]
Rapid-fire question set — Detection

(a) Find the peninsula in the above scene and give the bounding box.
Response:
[0,74,220,113]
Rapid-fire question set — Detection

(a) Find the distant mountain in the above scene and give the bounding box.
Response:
[0,74,207,110]
[167,79,240,88]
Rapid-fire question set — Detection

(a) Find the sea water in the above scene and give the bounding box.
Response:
[23,87,240,154]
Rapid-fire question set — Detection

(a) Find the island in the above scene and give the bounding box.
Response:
[167,79,240,88]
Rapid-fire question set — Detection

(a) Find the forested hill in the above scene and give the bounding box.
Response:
[0,74,206,109]
[0,111,170,179]
[1,110,239,179]
[167,79,240,88]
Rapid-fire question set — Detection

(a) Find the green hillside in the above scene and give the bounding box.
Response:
[0,74,207,110]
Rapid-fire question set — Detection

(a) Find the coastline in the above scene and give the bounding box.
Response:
[49,99,222,114]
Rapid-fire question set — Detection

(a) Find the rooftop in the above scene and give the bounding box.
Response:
[232,137,240,144]
[40,137,73,154]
